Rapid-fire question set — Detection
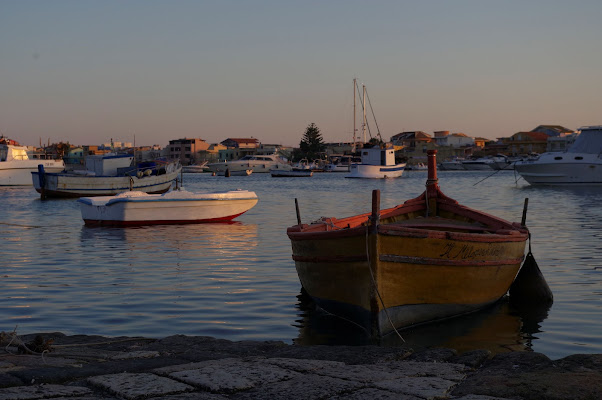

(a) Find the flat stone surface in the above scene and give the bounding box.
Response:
[327,387,421,400]
[230,374,364,400]
[452,352,602,400]
[260,357,345,372]
[1,333,600,400]
[88,373,193,400]
[151,394,228,400]
[110,351,160,360]
[165,359,302,393]
[374,376,457,398]
[0,384,92,400]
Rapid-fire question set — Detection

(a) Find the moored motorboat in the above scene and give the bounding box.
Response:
[216,169,253,176]
[288,150,529,337]
[0,137,64,186]
[78,188,258,226]
[461,157,494,170]
[206,154,289,174]
[270,168,313,177]
[514,125,602,184]
[324,154,361,172]
[32,153,181,198]
[489,154,514,170]
[346,146,406,179]
[182,161,208,173]
[438,158,465,171]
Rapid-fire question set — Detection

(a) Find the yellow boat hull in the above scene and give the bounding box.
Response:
[291,227,526,336]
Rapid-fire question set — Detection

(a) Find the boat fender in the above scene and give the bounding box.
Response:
[144,169,152,176]
[137,171,144,178]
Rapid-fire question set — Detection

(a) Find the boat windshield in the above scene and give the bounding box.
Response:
[569,128,602,154]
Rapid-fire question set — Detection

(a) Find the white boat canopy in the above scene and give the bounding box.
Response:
[569,126,602,154]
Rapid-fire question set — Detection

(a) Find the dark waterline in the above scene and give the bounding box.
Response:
[1,170,601,360]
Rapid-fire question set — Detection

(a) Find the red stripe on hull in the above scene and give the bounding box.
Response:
[379,254,524,267]
[83,211,246,226]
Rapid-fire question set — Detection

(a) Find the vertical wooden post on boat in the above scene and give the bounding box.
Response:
[521,198,529,226]
[295,198,302,225]
[426,150,439,216]
[368,189,382,337]
[370,189,380,233]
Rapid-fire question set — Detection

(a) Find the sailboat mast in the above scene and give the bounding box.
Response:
[353,78,356,153]
[362,84,367,144]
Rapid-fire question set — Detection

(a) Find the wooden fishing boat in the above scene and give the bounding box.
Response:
[287,150,529,337]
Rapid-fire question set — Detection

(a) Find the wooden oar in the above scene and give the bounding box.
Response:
[509,198,553,305]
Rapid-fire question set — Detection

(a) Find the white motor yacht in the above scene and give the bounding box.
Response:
[206,154,288,174]
[514,125,602,185]
[461,157,494,170]
[0,137,64,186]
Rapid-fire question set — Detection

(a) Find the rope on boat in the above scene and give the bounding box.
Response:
[364,229,405,343]
[514,167,524,185]
[311,217,342,230]
[472,167,503,186]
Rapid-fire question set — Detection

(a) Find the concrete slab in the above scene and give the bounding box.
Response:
[230,374,365,400]
[110,351,160,360]
[374,376,457,399]
[0,384,91,400]
[326,387,421,399]
[166,359,302,393]
[88,373,194,400]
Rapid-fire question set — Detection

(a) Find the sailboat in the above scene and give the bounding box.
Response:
[346,80,406,179]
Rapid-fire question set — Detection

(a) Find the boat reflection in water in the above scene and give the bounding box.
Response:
[294,289,551,356]
[79,222,259,259]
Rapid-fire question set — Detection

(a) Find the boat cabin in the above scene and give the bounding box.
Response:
[359,147,396,166]
[85,154,134,176]
[0,144,29,162]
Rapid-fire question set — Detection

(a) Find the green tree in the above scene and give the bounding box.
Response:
[298,123,325,160]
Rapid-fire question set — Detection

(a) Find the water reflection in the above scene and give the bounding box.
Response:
[294,290,552,356]
[80,222,259,254]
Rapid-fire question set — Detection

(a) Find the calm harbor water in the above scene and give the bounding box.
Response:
[1,170,601,360]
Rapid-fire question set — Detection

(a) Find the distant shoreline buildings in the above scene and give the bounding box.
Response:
[12,124,578,167]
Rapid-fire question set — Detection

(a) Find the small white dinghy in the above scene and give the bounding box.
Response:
[78,188,258,226]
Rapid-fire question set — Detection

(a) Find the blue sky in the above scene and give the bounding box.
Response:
[2,1,601,147]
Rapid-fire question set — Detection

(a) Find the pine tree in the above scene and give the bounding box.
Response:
[299,123,325,160]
